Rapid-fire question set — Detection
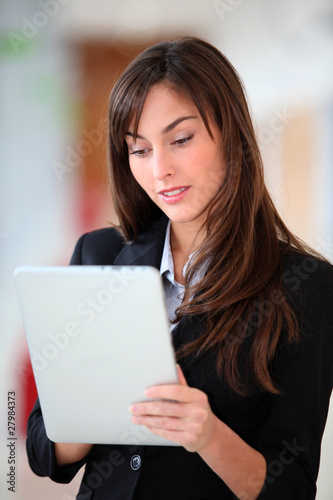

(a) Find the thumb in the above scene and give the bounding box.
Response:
[176,364,188,386]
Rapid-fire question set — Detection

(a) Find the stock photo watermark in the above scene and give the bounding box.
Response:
[232,438,307,499]
[75,449,126,498]
[316,236,333,261]
[29,271,134,376]
[232,288,286,344]
[257,107,296,150]
[59,422,152,499]
[60,444,144,499]
[7,0,71,55]
[213,0,244,21]
[229,253,319,345]
[58,425,149,499]
[247,439,306,497]
[6,391,17,493]
[52,124,104,182]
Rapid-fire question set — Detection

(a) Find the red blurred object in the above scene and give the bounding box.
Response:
[19,349,37,436]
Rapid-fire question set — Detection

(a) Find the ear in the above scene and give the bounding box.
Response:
[176,364,188,386]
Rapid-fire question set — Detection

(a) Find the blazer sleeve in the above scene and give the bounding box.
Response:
[26,398,93,483]
[70,233,85,265]
[256,257,333,498]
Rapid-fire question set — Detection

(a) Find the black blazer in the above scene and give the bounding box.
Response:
[26,216,333,499]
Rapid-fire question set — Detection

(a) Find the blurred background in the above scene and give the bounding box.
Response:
[0,0,332,498]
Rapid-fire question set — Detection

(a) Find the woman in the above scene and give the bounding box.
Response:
[27,37,333,499]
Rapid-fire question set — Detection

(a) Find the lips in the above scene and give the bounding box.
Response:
[157,186,190,204]
[161,187,187,197]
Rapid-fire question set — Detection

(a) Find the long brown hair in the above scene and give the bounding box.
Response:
[108,36,309,395]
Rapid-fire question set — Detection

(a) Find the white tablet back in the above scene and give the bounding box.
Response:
[14,265,179,446]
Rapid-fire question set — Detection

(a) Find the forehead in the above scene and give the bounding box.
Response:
[145,83,195,106]
[126,82,212,138]
[129,83,196,122]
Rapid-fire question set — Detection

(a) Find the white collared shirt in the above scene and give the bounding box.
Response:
[160,221,205,331]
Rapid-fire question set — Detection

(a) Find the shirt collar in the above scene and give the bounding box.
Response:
[160,221,207,287]
[160,221,176,283]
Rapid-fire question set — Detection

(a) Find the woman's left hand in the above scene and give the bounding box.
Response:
[129,365,218,453]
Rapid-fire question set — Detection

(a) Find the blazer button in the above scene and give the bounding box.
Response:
[130,454,141,471]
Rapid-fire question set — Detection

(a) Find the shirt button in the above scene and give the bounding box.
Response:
[130,454,141,471]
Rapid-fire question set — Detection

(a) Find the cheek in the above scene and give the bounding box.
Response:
[202,160,226,200]
[197,152,226,187]
[217,162,227,186]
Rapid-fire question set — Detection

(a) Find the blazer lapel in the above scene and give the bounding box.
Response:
[113,215,168,268]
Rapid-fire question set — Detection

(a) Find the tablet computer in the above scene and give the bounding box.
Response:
[14,265,179,446]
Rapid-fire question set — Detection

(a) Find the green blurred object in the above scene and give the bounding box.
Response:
[0,32,40,58]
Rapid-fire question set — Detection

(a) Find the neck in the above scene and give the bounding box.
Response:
[170,221,206,284]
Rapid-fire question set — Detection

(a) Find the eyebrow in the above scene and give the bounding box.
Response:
[126,115,198,140]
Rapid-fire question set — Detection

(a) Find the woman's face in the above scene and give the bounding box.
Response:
[125,83,226,234]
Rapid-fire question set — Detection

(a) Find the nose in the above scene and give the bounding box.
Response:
[152,149,175,180]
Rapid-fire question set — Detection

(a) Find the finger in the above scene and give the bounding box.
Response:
[176,364,188,386]
[131,414,184,430]
[130,400,208,425]
[144,384,196,402]
[129,400,187,418]
[144,425,203,452]
[144,425,184,445]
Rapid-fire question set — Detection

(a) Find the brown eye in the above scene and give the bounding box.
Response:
[173,134,194,146]
[130,149,150,158]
